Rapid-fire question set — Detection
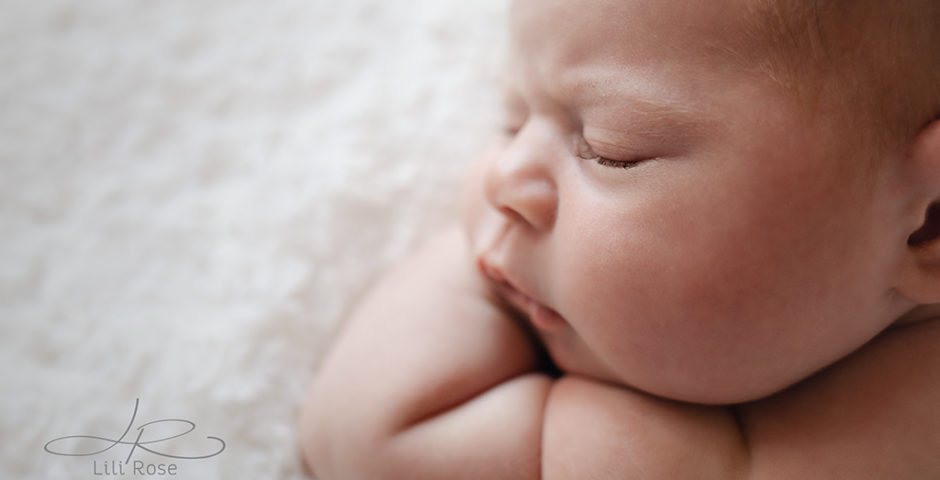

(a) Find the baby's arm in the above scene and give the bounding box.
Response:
[542,377,749,479]
[299,226,551,479]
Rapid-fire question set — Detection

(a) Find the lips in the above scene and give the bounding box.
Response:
[477,258,566,330]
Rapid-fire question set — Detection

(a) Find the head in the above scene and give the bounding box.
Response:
[462,0,940,404]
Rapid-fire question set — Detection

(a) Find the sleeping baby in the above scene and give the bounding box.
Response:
[300,0,940,477]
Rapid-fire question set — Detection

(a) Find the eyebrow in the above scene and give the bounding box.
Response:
[579,80,708,141]
[583,85,717,154]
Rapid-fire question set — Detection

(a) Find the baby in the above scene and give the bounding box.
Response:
[301,0,940,478]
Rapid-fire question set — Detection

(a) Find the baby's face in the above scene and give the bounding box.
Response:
[464,0,910,403]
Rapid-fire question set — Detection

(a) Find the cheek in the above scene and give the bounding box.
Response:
[558,197,753,343]
[553,160,887,401]
[563,155,875,319]
[553,195,736,375]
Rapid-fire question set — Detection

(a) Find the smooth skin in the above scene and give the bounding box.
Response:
[301,0,940,477]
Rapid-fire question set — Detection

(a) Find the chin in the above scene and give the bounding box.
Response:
[552,340,803,405]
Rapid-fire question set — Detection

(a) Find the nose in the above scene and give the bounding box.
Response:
[483,129,559,231]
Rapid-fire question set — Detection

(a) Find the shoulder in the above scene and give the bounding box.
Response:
[738,317,940,479]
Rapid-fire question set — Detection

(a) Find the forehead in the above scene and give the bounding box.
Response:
[507,0,796,100]
[511,0,762,65]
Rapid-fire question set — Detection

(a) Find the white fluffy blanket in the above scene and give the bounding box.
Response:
[0,1,505,478]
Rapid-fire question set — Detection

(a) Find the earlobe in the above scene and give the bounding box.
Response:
[897,118,940,304]
[908,202,940,247]
[900,202,940,304]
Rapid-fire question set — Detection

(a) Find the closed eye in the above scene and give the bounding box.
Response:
[576,135,648,170]
[593,156,644,169]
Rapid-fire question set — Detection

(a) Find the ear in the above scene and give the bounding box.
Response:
[896,117,940,304]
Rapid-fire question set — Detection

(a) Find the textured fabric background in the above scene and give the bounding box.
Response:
[0,1,506,478]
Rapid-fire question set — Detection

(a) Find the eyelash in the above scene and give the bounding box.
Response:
[593,156,643,169]
[579,141,645,170]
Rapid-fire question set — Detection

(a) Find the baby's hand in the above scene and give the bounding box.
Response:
[299,227,551,479]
